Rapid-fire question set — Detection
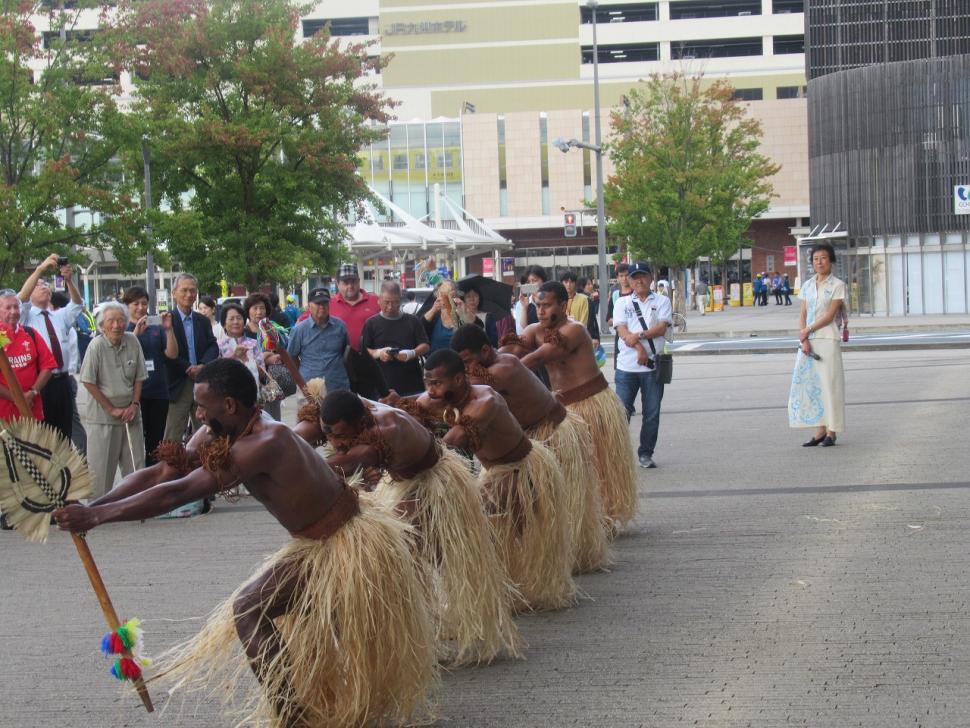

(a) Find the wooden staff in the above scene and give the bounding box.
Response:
[0,350,154,713]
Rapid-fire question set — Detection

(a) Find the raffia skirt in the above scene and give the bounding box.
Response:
[526,412,612,573]
[377,447,523,666]
[788,338,845,433]
[152,494,437,728]
[565,388,638,528]
[479,442,577,612]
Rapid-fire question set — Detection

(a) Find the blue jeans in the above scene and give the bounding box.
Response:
[614,368,664,459]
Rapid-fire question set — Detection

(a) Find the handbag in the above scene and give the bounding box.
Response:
[257,367,284,405]
[631,299,673,384]
[266,362,297,397]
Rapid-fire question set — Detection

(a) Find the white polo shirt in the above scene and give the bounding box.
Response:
[613,291,673,373]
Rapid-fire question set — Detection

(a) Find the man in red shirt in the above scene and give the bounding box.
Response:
[329,263,380,351]
[0,289,57,421]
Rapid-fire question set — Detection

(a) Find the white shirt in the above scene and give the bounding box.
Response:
[613,292,672,373]
[20,300,82,374]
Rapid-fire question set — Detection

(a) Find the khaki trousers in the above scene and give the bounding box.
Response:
[86,418,146,499]
[164,378,200,443]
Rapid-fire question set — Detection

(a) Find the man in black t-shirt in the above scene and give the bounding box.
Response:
[361,281,430,395]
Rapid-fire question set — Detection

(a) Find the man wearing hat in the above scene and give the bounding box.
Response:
[330,263,380,351]
[612,262,672,470]
[286,287,351,391]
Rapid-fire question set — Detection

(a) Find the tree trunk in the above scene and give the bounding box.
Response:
[669,264,685,315]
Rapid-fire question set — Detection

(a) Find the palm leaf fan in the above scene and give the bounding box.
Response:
[0,418,92,543]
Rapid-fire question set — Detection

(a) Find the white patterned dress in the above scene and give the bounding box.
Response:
[788,275,846,433]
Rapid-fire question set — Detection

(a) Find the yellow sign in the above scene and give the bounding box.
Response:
[729,283,741,307]
[712,285,724,312]
[742,282,754,306]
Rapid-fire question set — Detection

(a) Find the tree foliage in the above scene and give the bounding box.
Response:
[604,74,779,279]
[0,0,145,286]
[112,0,391,290]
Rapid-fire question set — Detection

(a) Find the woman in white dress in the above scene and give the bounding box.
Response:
[788,242,846,447]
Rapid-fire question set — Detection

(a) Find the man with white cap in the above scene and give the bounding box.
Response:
[613,262,672,470]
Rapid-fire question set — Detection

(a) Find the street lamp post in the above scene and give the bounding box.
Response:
[589,0,609,338]
[554,0,609,335]
[141,139,156,314]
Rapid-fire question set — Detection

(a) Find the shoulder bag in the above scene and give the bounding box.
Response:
[631,299,673,385]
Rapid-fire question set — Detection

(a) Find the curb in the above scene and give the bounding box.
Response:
[676,323,970,339]
[671,342,970,356]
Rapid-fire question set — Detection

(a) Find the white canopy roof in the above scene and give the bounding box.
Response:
[347,185,512,260]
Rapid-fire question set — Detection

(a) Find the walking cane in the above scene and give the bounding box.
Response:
[0,352,154,713]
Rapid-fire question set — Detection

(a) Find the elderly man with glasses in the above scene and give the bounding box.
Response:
[360,281,429,396]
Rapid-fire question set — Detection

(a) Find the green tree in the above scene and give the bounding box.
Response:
[604,74,779,310]
[0,1,145,285]
[113,0,391,291]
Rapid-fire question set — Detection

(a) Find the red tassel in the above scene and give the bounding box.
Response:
[109,633,125,654]
[119,658,142,680]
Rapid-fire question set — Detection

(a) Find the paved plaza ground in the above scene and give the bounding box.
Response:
[2,348,969,727]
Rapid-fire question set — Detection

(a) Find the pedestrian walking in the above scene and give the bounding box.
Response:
[789,242,846,447]
[772,272,783,304]
[695,278,709,315]
[123,286,178,466]
[612,263,672,470]
[782,274,793,305]
[16,253,84,441]
[80,302,148,498]
[163,274,219,443]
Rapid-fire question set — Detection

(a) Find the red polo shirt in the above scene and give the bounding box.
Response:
[329,291,380,351]
[0,325,57,421]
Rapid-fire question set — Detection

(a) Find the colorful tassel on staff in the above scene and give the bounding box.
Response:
[100,618,152,682]
[110,657,144,682]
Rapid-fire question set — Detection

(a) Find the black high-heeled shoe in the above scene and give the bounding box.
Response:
[821,435,837,447]
[803,435,826,447]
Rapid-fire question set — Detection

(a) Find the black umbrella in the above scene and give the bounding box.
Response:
[456,274,514,318]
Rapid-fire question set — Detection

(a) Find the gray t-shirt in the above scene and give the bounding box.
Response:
[696,281,708,295]
[80,332,148,425]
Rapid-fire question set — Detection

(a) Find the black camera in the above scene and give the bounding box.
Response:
[57,256,68,267]
[387,348,401,357]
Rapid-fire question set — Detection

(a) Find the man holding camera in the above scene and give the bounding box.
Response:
[17,253,84,441]
[361,281,429,396]
[612,262,672,470]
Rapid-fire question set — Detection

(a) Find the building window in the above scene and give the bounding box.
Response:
[776,85,807,99]
[393,154,409,170]
[669,0,761,20]
[539,116,550,215]
[732,88,763,101]
[774,34,804,54]
[771,0,804,13]
[414,153,426,170]
[581,112,592,202]
[582,42,659,64]
[581,3,658,23]
[302,17,370,38]
[671,37,762,59]
[42,29,97,49]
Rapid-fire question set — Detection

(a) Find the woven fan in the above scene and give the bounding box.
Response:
[0,335,153,713]
[0,418,91,543]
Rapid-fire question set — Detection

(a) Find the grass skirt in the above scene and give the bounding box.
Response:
[153,499,437,728]
[377,448,523,665]
[527,412,612,573]
[566,387,638,527]
[479,442,577,612]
